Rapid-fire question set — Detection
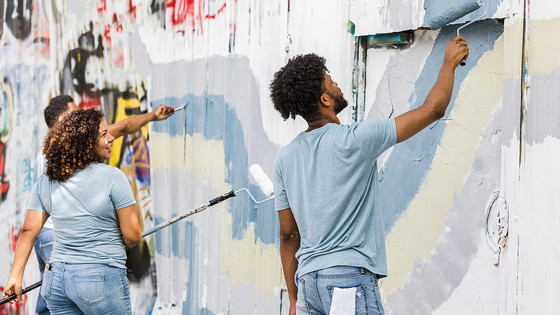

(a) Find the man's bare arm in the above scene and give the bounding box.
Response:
[108,105,175,139]
[279,208,300,315]
[394,36,469,143]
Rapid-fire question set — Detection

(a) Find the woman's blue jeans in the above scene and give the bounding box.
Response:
[296,266,385,315]
[41,263,132,315]
[34,227,55,315]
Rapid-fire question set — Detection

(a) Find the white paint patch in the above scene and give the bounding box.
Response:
[349,0,424,35]
[364,47,397,119]
[493,0,524,19]
[528,0,560,20]
[432,230,499,315]
[516,136,560,313]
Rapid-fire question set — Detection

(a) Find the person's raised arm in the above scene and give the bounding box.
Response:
[279,208,300,315]
[2,209,49,303]
[394,36,469,143]
[108,105,175,139]
[116,204,142,249]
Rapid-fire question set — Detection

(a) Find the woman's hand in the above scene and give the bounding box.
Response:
[2,276,23,303]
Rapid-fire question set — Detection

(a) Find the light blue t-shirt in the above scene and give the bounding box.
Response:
[35,152,53,229]
[28,163,136,269]
[274,119,397,280]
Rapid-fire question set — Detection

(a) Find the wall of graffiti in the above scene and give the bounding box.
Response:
[1,0,559,314]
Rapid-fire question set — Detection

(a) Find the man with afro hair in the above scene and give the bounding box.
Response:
[271,36,469,314]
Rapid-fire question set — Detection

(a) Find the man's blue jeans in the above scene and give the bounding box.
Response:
[296,266,385,315]
[34,227,55,315]
[41,263,132,315]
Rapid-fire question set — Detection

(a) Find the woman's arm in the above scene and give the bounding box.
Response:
[116,204,142,249]
[2,209,49,303]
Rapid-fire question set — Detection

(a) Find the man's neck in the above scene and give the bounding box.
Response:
[305,115,340,132]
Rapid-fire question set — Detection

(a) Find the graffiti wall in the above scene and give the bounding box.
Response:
[0,0,559,314]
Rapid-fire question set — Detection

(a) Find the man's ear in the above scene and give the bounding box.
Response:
[320,93,331,107]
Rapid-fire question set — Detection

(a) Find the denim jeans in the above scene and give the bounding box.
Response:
[296,266,385,315]
[41,263,132,315]
[34,227,56,315]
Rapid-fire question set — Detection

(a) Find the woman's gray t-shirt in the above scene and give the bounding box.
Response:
[28,163,136,269]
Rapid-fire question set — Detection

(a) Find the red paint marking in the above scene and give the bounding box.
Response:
[129,0,138,19]
[103,24,112,45]
[113,13,123,32]
[98,0,107,15]
[197,0,203,32]
[114,52,124,68]
[0,141,8,200]
[205,2,226,19]
[79,94,102,110]
[167,0,189,26]
[9,225,22,253]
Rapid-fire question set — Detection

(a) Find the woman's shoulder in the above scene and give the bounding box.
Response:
[88,163,126,176]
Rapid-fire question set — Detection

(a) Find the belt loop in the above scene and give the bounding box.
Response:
[360,267,365,275]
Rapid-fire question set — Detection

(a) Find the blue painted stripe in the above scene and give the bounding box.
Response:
[380,20,503,234]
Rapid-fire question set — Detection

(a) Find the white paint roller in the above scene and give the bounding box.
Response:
[249,164,274,197]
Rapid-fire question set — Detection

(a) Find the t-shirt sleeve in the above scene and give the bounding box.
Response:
[110,169,137,210]
[352,118,397,159]
[27,179,48,213]
[273,156,290,212]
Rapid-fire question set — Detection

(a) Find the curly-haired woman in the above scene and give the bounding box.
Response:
[2,109,142,314]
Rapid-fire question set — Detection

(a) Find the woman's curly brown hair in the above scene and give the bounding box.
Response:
[43,109,104,181]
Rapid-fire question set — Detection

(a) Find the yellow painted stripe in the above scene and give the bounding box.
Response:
[150,131,283,294]
[526,18,560,75]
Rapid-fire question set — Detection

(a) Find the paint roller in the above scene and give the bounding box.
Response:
[427,0,486,66]
[0,164,275,305]
[142,164,274,237]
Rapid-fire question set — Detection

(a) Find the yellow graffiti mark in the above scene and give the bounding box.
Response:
[382,34,505,296]
[108,95,146,167]
[0,78,14,143]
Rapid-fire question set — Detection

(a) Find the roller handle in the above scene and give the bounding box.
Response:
[208,190,236,206]
[0,280,42,305]
[460,56,467,66]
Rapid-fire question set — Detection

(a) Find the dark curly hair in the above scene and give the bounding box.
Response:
[269,54,328,121]
[43,109,104,181]
[44,95,74,128]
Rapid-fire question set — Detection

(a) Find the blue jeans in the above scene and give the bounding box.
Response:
[41,263,132,315]
[34,227,56,315]
[296,266,385,315]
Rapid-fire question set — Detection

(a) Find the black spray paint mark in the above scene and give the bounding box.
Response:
[5,0,32,40]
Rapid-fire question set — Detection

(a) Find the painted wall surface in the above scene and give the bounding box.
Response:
[0,0,559,314]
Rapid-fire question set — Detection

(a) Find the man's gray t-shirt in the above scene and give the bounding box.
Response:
[28,163,136,269]
[274,119,397,280]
